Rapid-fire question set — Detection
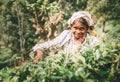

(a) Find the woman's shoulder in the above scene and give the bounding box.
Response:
[61,29,71,34]
[54,30,72,42]
[87,33,100,45]
[57,30,71,38]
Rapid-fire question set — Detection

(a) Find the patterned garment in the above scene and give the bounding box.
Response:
[33,30,100,58]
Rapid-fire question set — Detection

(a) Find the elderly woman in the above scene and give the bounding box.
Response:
[33,11,100,62]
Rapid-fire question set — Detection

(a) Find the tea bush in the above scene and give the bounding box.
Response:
[0,44,119,82]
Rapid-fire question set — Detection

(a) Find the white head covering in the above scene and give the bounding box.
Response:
[67,11,94,28]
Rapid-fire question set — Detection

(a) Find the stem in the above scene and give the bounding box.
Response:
[16,6,24,61]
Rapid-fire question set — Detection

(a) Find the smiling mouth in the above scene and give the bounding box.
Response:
[74,33,87,39]
[75,34,83,37]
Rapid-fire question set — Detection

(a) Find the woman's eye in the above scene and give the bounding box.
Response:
[79,28,84,30]
[79,27,85,30]
[74,27,77,29]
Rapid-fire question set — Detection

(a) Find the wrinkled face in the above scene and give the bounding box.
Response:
[71,21,87,40]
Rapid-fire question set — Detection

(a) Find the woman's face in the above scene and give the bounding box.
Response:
[71,21,87,40]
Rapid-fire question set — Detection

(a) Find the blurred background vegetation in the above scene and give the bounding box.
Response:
[0,0,120,82]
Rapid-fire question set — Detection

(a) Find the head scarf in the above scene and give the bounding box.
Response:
[67,11,94,28]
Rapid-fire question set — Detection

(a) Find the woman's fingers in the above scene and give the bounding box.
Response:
[34,49,44,62]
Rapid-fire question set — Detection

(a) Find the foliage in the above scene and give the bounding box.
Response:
[86,0,120,21]
[0,48,22,69]
[0,0,119,82]
[0,48,12,69]
[105,20,120,42]
[0,0,37,56]
[0,45,120,82]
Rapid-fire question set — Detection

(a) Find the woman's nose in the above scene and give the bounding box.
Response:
[76,29,81,33]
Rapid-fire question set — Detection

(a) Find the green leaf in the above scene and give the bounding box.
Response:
[29,51,35,60]
[49,75,64,80]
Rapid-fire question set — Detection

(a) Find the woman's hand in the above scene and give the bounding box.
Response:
[34,49,44,62]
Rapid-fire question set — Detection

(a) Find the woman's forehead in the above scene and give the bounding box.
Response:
[72,21,87,28]
[72,18,88,27]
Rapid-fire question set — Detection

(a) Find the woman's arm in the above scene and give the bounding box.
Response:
[33,30,71,62]
[33,30,70,51]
